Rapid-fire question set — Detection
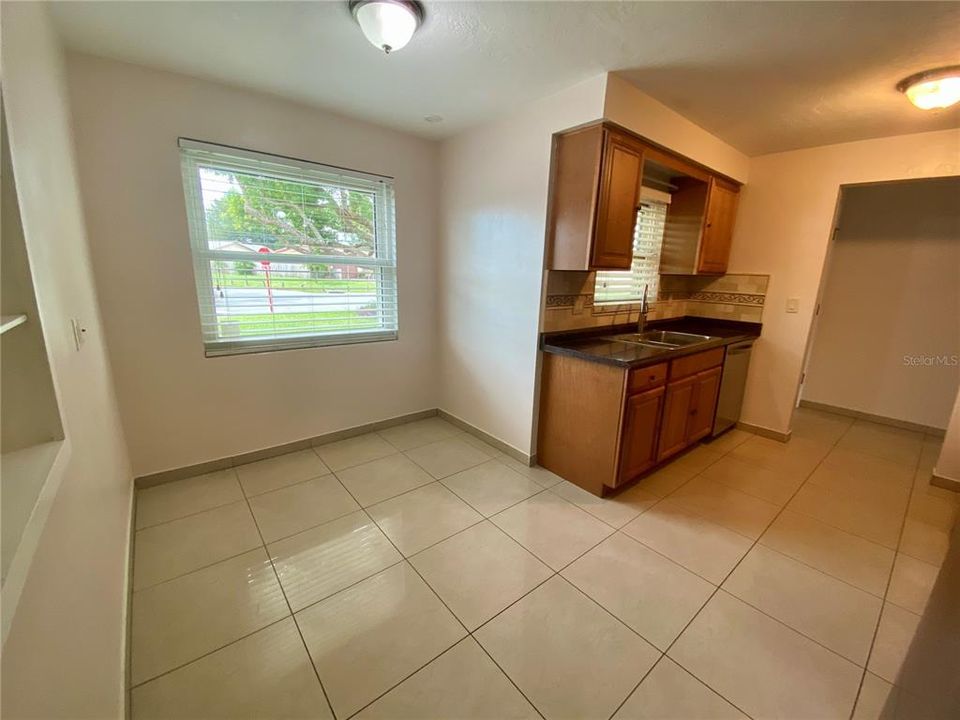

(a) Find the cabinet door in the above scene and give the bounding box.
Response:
[687,366,722,443]
[617,386,665,485]
[697,180,740,273]
[657,375,696,461]
[591,132,643,270]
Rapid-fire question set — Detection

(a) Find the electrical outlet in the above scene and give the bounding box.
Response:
[786,298,800,314]
[71,318,87,350]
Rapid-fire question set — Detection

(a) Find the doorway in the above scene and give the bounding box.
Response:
[799,176,960,431]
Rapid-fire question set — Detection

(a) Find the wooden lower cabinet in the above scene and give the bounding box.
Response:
[538,347,724,497]
[657,365,722,461]
[656,375,697,461]
[616,386,665,486]
[687,366,722,442]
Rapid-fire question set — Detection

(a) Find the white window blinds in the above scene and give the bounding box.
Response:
[179,139,398,356]
[594,200,667,304]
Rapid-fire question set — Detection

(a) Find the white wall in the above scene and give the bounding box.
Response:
[438,76,608,454]
[65,54,441,476]
[937,392,960,483]
[0,4,133,717]
[603,74,751,182]
[729,129,960,436]
[802,178,960,429]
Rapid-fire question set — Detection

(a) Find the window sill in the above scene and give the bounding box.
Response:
[205,330,399,357]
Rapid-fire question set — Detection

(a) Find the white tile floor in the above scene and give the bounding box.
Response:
[129,410,957,719]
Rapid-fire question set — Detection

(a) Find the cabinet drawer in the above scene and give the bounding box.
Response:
[627,363,667,394]
[669,348,724,381]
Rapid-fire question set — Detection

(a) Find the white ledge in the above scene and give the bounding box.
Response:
[0,314,27,335]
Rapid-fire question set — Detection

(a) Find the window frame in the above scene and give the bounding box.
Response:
[178,138,399,357]
[593,199,667,305]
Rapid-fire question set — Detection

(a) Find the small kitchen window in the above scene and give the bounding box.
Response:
[594,193,668,304]
[179,139,398,357]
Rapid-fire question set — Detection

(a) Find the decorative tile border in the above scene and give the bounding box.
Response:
[544,294,594,309]
[543,271,770,332]
[665,291,765,306]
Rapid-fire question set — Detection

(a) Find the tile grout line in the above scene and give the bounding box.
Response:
[374,424,464,454]
[350,502,549,720]
[128,616,294,691]
[252,475,556,623]
[238,476,339,720]
[134,473,247,531]
[847,435,926,719]
[132,543,266,594]
[303,462,499,720]
[132,423,643,709]
[353,418,919,719]
[624,420,856,719]
[360,440,566,718]
[635,438,906,598]
[334,460,664,719]
[133,414,905,718]
[603,439,777,720]
[241,470,336,501]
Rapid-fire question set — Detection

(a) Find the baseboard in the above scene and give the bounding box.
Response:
[932,470,960,494]
[133,407,536,489]
[736,420,792,443]
[134,408,439,488]
[436,409,532,465]
[798,400,946,437]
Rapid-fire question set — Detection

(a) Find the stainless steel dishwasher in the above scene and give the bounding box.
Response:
[712,340,754,436]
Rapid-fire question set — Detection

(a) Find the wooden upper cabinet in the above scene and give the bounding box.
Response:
[592,133,643,269]
[697,179,740,274]
[546,124,643,271]
[547,121,742,274]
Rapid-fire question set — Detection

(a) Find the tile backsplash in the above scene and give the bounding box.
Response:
[541,271,769,333]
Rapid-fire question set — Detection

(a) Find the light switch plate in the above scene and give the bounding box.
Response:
[786,298,800,313]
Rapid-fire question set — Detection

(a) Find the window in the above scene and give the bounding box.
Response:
[594,199,667,304]
[179,139,398,356]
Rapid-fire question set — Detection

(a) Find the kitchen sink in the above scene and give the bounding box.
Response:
[607,330,716,349]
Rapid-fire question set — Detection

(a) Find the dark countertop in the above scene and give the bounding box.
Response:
[540,317,761,369]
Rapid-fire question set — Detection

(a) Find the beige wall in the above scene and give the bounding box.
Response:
[438,76,608,454]
[0,3,133,718]
[65,54,441,476]
[729,128,960,436]
[802,178,960,429]
[603,73,751,183]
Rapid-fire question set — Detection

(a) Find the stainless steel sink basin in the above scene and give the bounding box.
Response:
[607,330,715,349]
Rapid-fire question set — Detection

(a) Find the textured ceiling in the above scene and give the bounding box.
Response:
[51,1,960,155]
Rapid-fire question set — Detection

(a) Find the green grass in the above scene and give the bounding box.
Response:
[217,310,379,338]
[216,272,376,294]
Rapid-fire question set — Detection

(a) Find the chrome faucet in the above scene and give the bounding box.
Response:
[637,285,650,333]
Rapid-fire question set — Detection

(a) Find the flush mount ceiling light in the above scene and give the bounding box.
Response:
[349,0,424,54]
[897,66,960,110]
